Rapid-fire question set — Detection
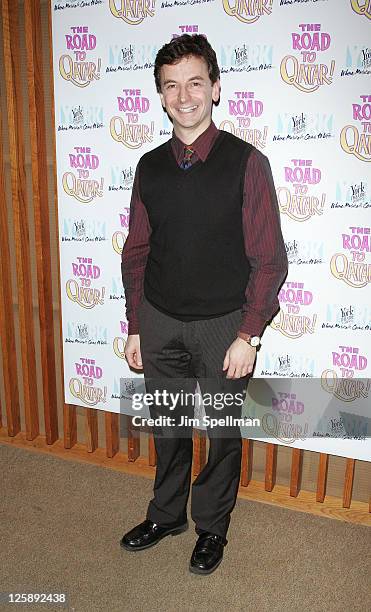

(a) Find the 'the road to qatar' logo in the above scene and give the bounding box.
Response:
[62,147,104,204]
[219,91,267,150]
[66,257,105,309]
[271,281,317,338]
[69,357,107,406]
[222,0,273,24]
[277,158,325,221]
[330,226,371,288]
[112,211,129,255]
[321,345,370,402]
[113,321,128,359]
[110,88,154,149]
[340,95,371,163]
[261,391,308,444]
[109,0,156,25]
[59,26,101,87]
[350,0,371,20]
[280,24,335,93]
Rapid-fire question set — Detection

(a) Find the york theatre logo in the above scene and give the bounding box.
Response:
[330,226,371,288]
[59,26,101,87]
[341,45,371,77]
[273,110,334,143]
[108,166,134,191]
[62,147,104,204]
[271,281,317,338]
[350,0,371,19]
[332,179,370,210]
[277,158,325,221]
[58,104,104,132]
[66,257,106,309]
[110,88,154,149]
[280,24,335,93]
[61,217,107,243]
[218,41,272,74]
[65,321,108,346]
[109,0,156,25]
[340,95,371,162]
[222,0,273,24]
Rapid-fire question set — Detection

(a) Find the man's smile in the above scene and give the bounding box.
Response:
[177,105,198,113]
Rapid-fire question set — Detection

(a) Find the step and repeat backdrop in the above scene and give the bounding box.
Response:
[51,0,371,460]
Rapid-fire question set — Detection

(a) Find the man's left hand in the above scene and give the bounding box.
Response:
[223,338,257,379]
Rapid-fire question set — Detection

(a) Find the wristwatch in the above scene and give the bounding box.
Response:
[238,334,261,348]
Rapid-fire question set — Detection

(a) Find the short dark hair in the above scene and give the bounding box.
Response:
[154,34,220,93]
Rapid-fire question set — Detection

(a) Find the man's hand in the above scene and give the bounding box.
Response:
[223,338,256,379]
[124,334,143,370]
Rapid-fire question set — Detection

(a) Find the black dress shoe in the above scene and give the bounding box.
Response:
[120,519,188,551]
[189,532,226,575]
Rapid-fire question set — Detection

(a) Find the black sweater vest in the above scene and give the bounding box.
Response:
[139,130,253,320]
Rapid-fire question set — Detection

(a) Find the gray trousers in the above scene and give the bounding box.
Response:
[137,296,250,542]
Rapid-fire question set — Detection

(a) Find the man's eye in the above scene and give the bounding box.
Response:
[167,84,176,89]
[192,82,201,87]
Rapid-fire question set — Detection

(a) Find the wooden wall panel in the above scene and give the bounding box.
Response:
[343,458,355,509]
[105,412,120,458]
[2,0,38,440]
[290,448,303,497]
[148,433,157,466]
[0,80,20,436]
[127,416,140,461]
[317,453,329,503]
[193,429,206,476]
[86,408,98,452]
[240,439,253,486]
[47,0,78,448]
[24,0,58,444]
[265,443,278,491]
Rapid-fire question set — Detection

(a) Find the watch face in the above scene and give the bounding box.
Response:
[250,336,260,347]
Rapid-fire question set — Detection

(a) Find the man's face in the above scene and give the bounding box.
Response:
[159,55,220,140]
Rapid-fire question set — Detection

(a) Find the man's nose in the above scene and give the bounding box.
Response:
[178,85,189,103]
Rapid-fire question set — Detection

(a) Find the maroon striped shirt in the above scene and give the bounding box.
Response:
[122,121,288,339]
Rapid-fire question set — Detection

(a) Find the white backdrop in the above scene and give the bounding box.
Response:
[51,0,371,461]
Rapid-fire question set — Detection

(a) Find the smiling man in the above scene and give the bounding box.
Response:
[120,34,288,575]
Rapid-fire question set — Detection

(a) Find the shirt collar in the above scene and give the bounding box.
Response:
[171,121,219,164]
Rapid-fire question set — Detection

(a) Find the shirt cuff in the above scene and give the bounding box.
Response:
[128,320,140,336]
[238,311,266,337]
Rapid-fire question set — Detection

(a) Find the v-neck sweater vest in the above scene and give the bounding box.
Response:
[138,130,253,320]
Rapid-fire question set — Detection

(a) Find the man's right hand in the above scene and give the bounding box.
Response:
[124,334,143,370]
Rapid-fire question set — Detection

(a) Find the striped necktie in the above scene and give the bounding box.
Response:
[180,145,194,169]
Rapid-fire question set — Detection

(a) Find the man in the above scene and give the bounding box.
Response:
[120,34,288,575]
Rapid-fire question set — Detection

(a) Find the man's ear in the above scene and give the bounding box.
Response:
[159,91,166,109]
[212,78,221,104]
